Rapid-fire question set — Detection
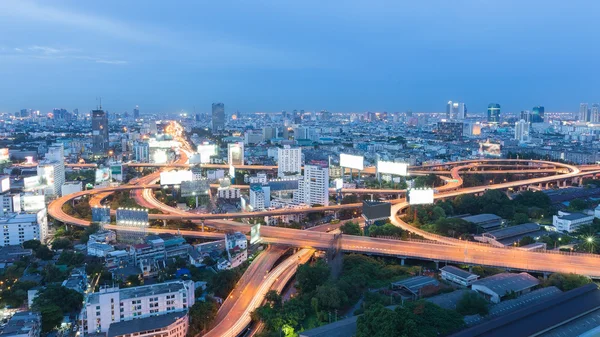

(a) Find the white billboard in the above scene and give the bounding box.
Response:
[334,178,344,190]
[95,168,111,184]
[340,153,364,171]
[160,170,193,185]
[23,176,39,190]
[22,195,46,211]
[0,176,9,193]
[377,161,408,176]
[197,144,217,164]
[408,189,435,205]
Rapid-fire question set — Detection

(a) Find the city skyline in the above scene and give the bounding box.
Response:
[2,0,600,113]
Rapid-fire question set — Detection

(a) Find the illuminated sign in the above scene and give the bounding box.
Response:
[23,176,39,190]
[153,149,168,164]
[160,170,193,185]
[250,224,262,245]
[95,168,111,184]
[340,153,364,170]
[22,195,45,211]
[377,161,408,176]
[335,178,344,190]
[0,176,9,193]
[197,144,217,164]
[0,148,9,162]
[116,208,149,224]
[181,180,210,197]
[408,189,435,205]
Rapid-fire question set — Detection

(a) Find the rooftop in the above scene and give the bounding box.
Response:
[0,312,40,337]
[472,272,539,297]
[391,276,438,295]
[87,280,190,305]
[484,223,540,240]
[440,265,478,280]
[107,311,187,337]
[299,315,358,337]
[557,212,593,221]
[460,214,502,224]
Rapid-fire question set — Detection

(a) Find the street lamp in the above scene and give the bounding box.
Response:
[587,237,594,253]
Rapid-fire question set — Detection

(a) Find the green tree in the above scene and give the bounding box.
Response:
[518,236,536,246]
[35,245,54,260]
[341,195,359,205]
[38,305,63,333]
[544,273,592,291]
[513,212,529,225]
[188,299,219,336]
[368,223,403,237]
[356,304,402,337]
[339,221,361,235]
[456,291,489,316]
[569,199,590,212]
[296,259,330,294]
[51,238,73,250]
[22,239,42,250]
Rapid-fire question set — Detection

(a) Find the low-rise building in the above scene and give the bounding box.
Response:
[440,265,479,286]
[81,280,194,335]
[87,242,115,257]
[471,272,539,303]
[459,214,503,233]
[553,211,594,232]
[0,209,48,247]
[0,312,41,337]
[89,230,116,244]
[107,311,188,337]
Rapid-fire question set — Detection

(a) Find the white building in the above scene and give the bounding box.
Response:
[277,146,302,178]
[515,119,530,142]
[133,141,150,163]
[0,209,48,246]
[61,181,82,196]
[81,280,195,335]
[217,187,241,199]
[1,193,21,216]
[249,184,270,211]
[227,142,244,166]
[440,266,479,286]
[249,173,268,184]
[553,211,594,232]
[87,242,115,257]
[37,161,65,197]
[294,164,329,206]
[224,232,247,269]
[107,311,189,337]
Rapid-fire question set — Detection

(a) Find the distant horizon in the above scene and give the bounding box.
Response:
[2,1,600,114]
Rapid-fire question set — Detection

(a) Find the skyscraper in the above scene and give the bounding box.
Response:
[591,104,600,123]
[446,101,453,119]
[531,106,545,123]
[520,110,531,123]
[487,103,501,124]
[457,103,467,120]
[515,119,530,142]
[211,103,225,132]
[227,142,244,165]
[579,103,589,122]
[92,108,109,154]
[294,164,329,206]
[133,105,140,119]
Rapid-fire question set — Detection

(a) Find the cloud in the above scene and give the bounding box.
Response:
[93,59,128,65]
[0,45,127,65]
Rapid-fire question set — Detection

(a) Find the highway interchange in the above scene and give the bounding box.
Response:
[47,122,600,336]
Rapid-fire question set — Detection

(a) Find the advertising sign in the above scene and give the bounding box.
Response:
[250,224,262,245]
[181,180,210,197]
[22,195,45,212]
[377,161,408,176]
[362,200,391,221]
[0,176,9,193]
[91,206,111,223]
[23,176,39,190]
[0,148,9,162]
[95,168,111,183]
[160,170,193,185]
[334,178,344,190]
[197,143,217,164]
[408,189,435,205]
[340,153,364,170]
[116,208,149,224]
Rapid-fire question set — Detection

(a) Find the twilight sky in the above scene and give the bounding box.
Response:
[1,0,599,115]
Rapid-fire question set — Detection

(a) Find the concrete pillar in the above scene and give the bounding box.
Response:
[543,272,549,280]
[400,258,405,266]
[468,265,473,273]
[434,261,439,270]
[162,219,167,227]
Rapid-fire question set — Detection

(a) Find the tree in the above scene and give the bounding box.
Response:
[356,304,402,337]
[513,212,529,225]
[33,285,84,332]
[296,259,330,294]
[518,236,536,247]
[80,223,100,244]
[51,238,73,250]
[314,283,348,310]
[341,195,359,205]
[188,299,219,336]
[38,305,63,333]
[209,268,242,298]
[569,199,590,212]
[35,245,54,260]
[456,291,489,316]
[58,251,85,267]
[339,221,361,236]
[23,239,42,250]
[544,273,592,291]
[125,275,142,287]
[368,223,403,238]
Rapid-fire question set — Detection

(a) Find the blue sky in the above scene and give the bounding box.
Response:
[1,0,599,114]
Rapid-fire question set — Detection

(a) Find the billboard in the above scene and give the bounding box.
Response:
[408,188,435,205]
[91,207,111,223]
[181,179,210,197]
[110,165,122,176]
[95,168,111,184]
[0,148,8,162]
[268,179,299,191]
[22,195,45,212]
[335,178,344,190]
[116,208,149,224]
[340,153,364,170]
[23,176,39,190]
[197,143,218,164]
[377,161,408,176]
[152,149,168,164]
[0,176,9,193]
[228,142,244,165]
[250,224,262,245]
[160,170,193,185]
[362,200,391,221]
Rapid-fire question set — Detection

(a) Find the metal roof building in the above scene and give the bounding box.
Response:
[471,272,540,304]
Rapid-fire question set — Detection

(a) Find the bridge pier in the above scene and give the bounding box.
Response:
[162,219,167,227]
[543,272,549,280]
[400,258,405,266]
[434,261,439,270]
[468,265,473,273]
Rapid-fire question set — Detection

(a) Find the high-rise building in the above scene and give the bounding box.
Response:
[531,106,545,123]
[277,145,302,177]
[92,108,109,154]
[211,103,225,132]
[0,209,48,246]
[436,121,464,141]
[133,105,140,119]
[591,104,600,123]
[294,164,329,206]
[520,110,531,123]
[446,101,453,119]
[457,103,467,120]
[579,103,589,122]
[249,183,270,211]
[227,142,244,165]
[262,127,277,141]
[446,101,466,120]
[515,119,530,142]
[487,103,501,123]
[37,143,65,197]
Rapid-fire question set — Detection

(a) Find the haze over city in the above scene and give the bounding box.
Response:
[2,0,600,113]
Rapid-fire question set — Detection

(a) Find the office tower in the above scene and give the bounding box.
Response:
[436,121,464,141]
[281,110,287,119]
[515,119,530,142]
[37,143,65,197]
[296,110,303,123]
[249,183,270,211]
[446,101,453,119]
[320,110,331,121]
[195,114,201,122]
[211,103,225,132]
[294,164,329,206]
[487,103,501,123]
[227,142,244,165]
[19,109,30,118]
[520,110,531,123]
[133,105,140,119]
[81,280,195,335]
[531,106,545,123]
[133,141,150,162]
[579,103,589,122]
[592,104,600,123]
[457,103,467,120]
[92,108,109,154]
[294,126,309,139]
[277,145,302,177]
[262,127,277,141]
